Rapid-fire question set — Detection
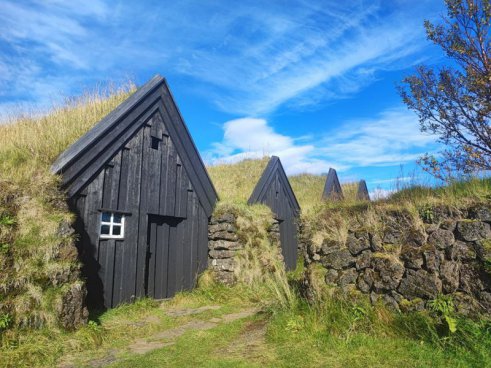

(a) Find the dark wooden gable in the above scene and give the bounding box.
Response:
[52,75,217,308]
[322,168,344,200]
[356,180,370,201]
[248,156,300,218]
[248,156,300,270]
[52,74,218,217]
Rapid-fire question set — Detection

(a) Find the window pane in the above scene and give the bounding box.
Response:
[113,213,123,224]
[101,212,111,222]
[112,225,122,236]
[100,225,110,235]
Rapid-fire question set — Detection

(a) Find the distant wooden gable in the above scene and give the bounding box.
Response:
[52,75,217,308]
[356,180,370,201]
[248,156,300,270]
[322,168,344,200]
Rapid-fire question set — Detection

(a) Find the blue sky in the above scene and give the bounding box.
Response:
[0,0,448,195]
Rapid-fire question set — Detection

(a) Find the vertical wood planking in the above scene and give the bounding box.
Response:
[135,124,152,298]
[166,222,178,298]
[122,128,143,302]
[174,218,184,293]
[117,148,130,211]
[66,86,217,309]
[159,134,169,216]
[147,220,156,298]
[108,151,122,210]
[165,139,177,216]
[147,120,162,215]
[182,190,195,289]
[112,240,125,305]
[178,168,189,218]
[197,206,208,274]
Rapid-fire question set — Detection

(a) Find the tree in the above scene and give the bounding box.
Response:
[400,0,491,180]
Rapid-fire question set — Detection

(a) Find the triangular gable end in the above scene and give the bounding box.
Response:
[356,180,370,201]
[247,156,300,217]
[51,75,218,217]
[322,168,344,200]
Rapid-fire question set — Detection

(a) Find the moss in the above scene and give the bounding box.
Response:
[372,252,398,260]
[399,298,424,312]
[382,244,401,254]
[0,83,134,331]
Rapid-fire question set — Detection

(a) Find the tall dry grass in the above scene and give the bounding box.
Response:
[0,83,135,186]
[0,82,135,331]
[206,158,270,205]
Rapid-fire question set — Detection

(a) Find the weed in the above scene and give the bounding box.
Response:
[419,204,434,223]
[428,294,457,334]
[0,313,12,331]
[0,215,15,226]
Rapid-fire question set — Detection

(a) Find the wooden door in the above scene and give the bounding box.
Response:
[279,217,298,271]
[145,215,182,299]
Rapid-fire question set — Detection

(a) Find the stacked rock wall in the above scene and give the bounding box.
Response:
[208,213,242,285]
[208,212,283,284]
[303,205,491,315]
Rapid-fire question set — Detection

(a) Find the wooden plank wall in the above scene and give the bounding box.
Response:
[257,171,298,270]
[72,110,209,308]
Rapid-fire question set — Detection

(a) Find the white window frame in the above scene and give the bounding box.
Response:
[99,212,125,239]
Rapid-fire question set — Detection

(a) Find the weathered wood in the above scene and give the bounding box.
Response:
[248,156,300,271]
[356,180,370,201]
[322,168,344,200]
[52,75,165,174]
[53,76,217,309]
[65,101,161,197]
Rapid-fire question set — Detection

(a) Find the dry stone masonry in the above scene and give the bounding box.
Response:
[208,213,242,285]
[303,205,491,315]
[208,212,284,285]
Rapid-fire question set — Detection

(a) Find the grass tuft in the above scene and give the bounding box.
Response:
[0,82,136,331]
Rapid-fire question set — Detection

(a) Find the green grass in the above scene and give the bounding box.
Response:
[2,259,490,368]
[207,158,270,205]
[0,83,136,330]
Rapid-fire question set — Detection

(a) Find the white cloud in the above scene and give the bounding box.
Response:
[320,108,440,168]
[0,0,443,117]
[207,107,440,175]
[168,0,442,114]
[206,117,340,175]
[369,188,395,200]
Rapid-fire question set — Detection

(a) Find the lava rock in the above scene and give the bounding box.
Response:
[427,229,455,250]
[439,260,460,293]
[398,269,442,299]
[456,221,491,242]
[400,245,424,270]
[371,255,405,291]
[355,250,372,270]
[322,248,355,270]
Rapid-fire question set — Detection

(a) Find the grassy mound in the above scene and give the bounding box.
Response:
[0,83,135,331]
[207,158,270,205]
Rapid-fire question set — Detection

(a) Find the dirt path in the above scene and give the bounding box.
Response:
[58,305,259,368]
[218,319,271,362]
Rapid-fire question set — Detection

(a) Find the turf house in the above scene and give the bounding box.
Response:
[52,75,218,308]
[248,156,301,270]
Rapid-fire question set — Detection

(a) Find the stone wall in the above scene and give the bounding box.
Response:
[208,212,282,285]
[208,213,242,285]
[303,205,491,315]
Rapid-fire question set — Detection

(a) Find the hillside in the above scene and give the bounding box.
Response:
[207,158,270,205]
[0,84,135,330]
[0,89,490,368]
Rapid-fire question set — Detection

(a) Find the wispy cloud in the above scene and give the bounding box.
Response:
[207,107,440,175]
[320,108,440,168]
[205,117,339,175]
[168,0,441,114]
[0,0,442,117]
